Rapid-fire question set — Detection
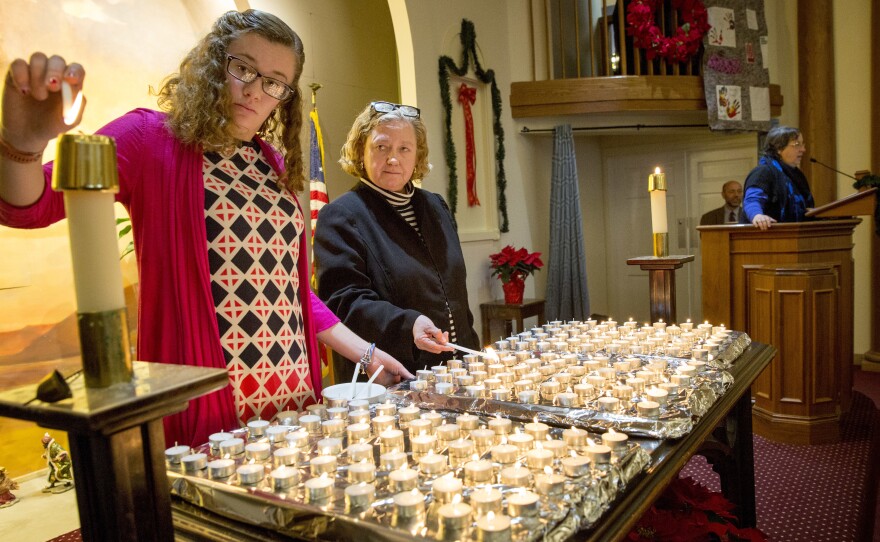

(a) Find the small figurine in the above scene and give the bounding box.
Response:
[41,433,74,493]
[0,467,19,508]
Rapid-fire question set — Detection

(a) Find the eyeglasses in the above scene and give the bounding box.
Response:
[787,140,805,148]
[371,101,420,118]
[226,55,295,101]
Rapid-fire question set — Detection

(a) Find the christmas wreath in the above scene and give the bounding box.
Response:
[626,0,710,64]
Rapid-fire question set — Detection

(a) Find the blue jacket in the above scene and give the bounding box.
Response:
[742,157,815,223]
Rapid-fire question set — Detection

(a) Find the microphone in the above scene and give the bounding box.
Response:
[809,157,859,181]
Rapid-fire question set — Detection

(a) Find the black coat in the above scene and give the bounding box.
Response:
[314,184,478,378]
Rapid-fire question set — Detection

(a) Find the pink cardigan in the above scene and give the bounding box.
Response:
[0,109,337,446]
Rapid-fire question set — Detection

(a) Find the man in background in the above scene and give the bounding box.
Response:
[700,180,744,225]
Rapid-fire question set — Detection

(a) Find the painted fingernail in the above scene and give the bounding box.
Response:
[48,76,59,86]
[20,87,30,95]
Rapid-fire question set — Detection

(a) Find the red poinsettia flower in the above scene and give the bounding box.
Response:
[489,245,543,284]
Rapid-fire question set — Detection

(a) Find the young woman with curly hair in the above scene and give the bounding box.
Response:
[0,9,412,447]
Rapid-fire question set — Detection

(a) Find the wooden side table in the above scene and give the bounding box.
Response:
[480,298,546,343]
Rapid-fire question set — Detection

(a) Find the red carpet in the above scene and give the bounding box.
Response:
[681,391,880,542]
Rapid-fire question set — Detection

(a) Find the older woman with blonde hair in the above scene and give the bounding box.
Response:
[314,101,479,381]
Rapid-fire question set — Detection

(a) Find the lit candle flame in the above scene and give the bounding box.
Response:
[61,81,84,126]
[543,465,553,475]
[654,166,661,175]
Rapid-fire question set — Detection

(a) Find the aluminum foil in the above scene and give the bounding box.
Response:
[169,414,650,541]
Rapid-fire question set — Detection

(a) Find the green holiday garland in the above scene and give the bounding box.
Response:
[439,19,509,232]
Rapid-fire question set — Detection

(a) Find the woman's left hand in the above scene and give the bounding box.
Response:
[413,315,454,353]
[367,349,414,385]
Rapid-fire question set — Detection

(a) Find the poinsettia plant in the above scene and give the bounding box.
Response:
[489,245,544,284]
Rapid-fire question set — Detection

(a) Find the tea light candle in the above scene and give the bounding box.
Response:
[597,396,620,412]
[660,381,680,395]
[345,482,375,510]
[471,485,503,517]
[409,378,428,391]
[247,418,270,438]
[586,375,606,388]
[476,512,512,542]
[500,465,531,486]
[275,410,298,425]
[419,452,448,475]
[347,422,371,443]
[317,437,343,456]
[465,384,486,398]
[411,434,438,455]
[219,438,245,457]
[470,428,496,449]
[381,450,408,471]
[266,425,290,444]
[285,430,309,449]
[647,387,669,406]
[348,409,371,424]
[471,370,488,383]
[518,389,539,404]
[561,453,590,477]
[407,418,434,437]
[310,454,338,476]
[597,367,617,380]
[306,403,327,420]
[534,471,566,496]
[348,460,376,483]
[432,474,463,504]
[375,402,396,417]
[345,443,372,464]
[416,369,433,381]
[454,414,479,432]
[422,411,444,428]
[237,463,265,485]
[245,442,271,462]
[542,439,567,458]
[379,429,405,453]
[208,458,235,479]
[271,465,300,490]
[491,388,511,401]
[436,423,462,443]
[165,445,191,464]
[488,416,513,436]
[554,391,578,407]
[490,443,518,464]
[523,421,549,441]
[585,443,611,464]
[513,380,533,393]
[439,499,472,532]
[507,490,540,517]
[612,384,634,400]
[392,489,425,519]
[208,432,233,451]
[299,414,322,434]
[626,377,646,393]
[601,430,628,451]
[371,414,396,434]
[690,360,707,373]
[671,373,691,387]
[562,427,588,448]
[432,380,452,394]
[326,395,349,408]
[306,474,335,503]
[398,405,421,424]
[507,432,534,452]
[273,447,298,467]
[448,358,464,370]
[456,374,475,387]
[526,446,554,470]
[464,459,494,484]
[182,453,207,473]
[448,438,476,459]
[637,400,661,418]
[389,465,419,492]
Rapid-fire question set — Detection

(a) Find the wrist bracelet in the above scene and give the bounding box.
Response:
[359,343,376,370]
[0,135,44,164]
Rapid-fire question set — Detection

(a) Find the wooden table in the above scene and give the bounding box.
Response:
[170,342,776,541]
[480,298,545,343]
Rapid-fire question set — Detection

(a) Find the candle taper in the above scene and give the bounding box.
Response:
[648,167,668,257]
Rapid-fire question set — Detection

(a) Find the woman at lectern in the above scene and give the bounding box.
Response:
[742,125,815,231]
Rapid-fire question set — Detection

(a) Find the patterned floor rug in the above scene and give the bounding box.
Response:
[681,391,880,542]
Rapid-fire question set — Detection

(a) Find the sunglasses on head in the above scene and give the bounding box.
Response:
[371,101,420,118]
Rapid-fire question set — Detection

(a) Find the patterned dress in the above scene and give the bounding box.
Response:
[203,141,317,423]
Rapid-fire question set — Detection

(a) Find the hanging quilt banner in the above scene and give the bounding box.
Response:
[701,0,772,132]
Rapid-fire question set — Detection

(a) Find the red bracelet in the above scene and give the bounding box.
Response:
[0,135,44,163]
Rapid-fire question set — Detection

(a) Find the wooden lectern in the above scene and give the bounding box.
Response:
[698,215,864,444]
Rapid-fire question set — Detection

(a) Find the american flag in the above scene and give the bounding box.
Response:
[308,107,333,384]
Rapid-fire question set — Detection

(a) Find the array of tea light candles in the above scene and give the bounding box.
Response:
[408,318,735,421]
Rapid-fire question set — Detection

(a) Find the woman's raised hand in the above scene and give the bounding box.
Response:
[2,53,86,150]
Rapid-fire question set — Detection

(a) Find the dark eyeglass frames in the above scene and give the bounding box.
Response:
[226,55,295,101]
[371,101,420,118]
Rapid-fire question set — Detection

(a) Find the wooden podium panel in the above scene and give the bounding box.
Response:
[698,219,860,413]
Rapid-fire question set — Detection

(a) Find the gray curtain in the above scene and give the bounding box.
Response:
[546,124,590,321]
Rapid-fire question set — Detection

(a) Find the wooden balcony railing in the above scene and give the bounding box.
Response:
[511,0,782,119]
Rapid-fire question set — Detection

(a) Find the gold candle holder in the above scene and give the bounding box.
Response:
[52,133,132,388]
